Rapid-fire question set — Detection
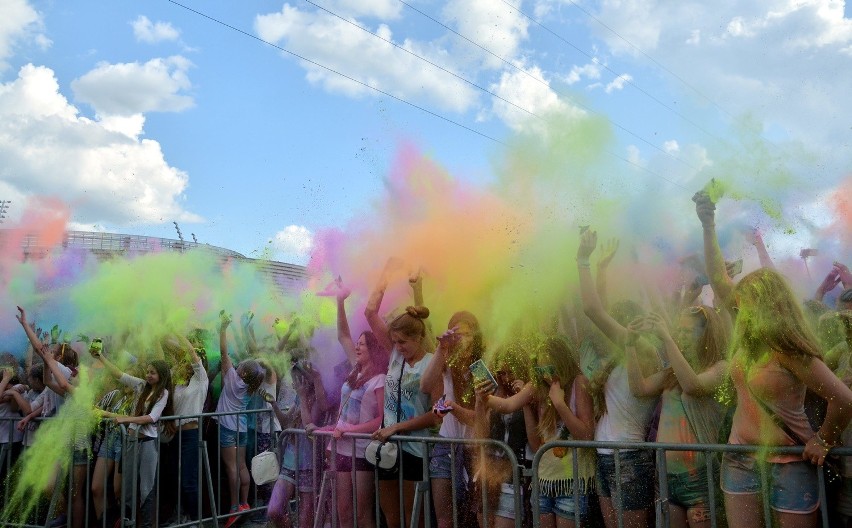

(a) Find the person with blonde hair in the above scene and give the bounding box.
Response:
[695,192,852,527]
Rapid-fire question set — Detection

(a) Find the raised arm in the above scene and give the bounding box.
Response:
[335,281,357,365]
[15,307,45,355]
[483,382,535,414]
[364,258,402,353]
[420,327,458,394]
[577,231,630,346]
[219,311,234,374]
[595,239,620,311]
[43,352,73,396]
[693,191,735,312]
[746,229,775,270]
[90,344,125,380]
[624,328,669,399]
[646,312,727,396]
[241,311,258,355]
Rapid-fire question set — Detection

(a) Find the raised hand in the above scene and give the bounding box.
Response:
[597,238,620,269]
[15,306,27,326]
[577,229,598,260]
[219,310,232,329]
[692,191,716,226]
[240,311,255,328]
[818,268,842,295]
[835,262,852,289]
[436,326,461,353]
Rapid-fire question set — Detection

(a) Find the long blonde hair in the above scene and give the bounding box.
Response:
[537,336,582,438]
[731,268,821,361]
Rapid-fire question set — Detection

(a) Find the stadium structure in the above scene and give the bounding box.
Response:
[14,230,309,295]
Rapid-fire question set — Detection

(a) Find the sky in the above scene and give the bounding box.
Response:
[1,0,851,265]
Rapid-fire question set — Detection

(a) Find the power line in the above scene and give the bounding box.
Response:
[166,0,507,146]
[394,0,699,171]
[165,0,688,190]
[301,0,541,121]
[495,0,725,143]
[561,0,735,120]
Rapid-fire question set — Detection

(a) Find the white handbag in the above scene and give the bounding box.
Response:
[251,450,280,485]
[365,440,399,470]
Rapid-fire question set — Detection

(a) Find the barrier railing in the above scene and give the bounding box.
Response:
[280,429,524,528]
[531,440,852,528]
[0,412,848,528]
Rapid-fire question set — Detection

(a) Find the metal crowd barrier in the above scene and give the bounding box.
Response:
[281,429,524,528]
[0,412,850,528]
[531,440,852,528]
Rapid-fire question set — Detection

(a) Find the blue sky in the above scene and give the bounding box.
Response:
[1,0,851,263]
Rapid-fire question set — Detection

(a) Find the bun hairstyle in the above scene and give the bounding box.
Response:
[389,306,430,339]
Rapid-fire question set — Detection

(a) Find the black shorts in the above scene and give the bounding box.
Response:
[334,454,372,472]
[377,450,425,482]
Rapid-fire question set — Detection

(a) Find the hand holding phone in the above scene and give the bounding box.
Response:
[469,359,497,389]
[432,394,452,415]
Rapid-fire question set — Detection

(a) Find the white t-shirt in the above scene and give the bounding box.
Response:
[257,380,282,435]
[594,365,656,454]
[438,370,471,439]
[173,361,209,426]
[44,363,73,416]
[119,373,169,438]
[335,374,384,457]
[214,367,250,432]
[383,350,434,458]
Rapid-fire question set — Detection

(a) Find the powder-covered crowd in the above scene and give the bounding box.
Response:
[4,189,852,528]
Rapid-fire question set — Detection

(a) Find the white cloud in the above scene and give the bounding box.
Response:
[489,65,584,133]
[0,64,200,226]
[131,15,181,44]
[663,140,680,153]
[272,225,314,259]
[604,73,632,93]
[255,6,477,113]
[0,0,49,71]
[321,0,402,19]
[441,0,530,69]
[71,56,194,116]
[563,61,602,85]
[588,0,852,167]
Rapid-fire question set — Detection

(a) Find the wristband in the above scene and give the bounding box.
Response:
[577,257,590,269]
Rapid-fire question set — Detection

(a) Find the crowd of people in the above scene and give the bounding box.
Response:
[2,189,852,528]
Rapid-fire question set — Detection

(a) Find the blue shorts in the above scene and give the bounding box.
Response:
[219,426,247,448]
[668,468,711,509]
[494,483,519,519]
[720,452,819,514]
[97,430,123,461]
[429,442,466,482]
[596,450,655,511]
[539,493,588,520]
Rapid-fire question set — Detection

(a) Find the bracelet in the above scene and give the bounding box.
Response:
[815,432,837,450]
[577,257,590,269]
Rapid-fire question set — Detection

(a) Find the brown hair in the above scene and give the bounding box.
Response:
[537,336,583,438]
[388,306,430,340]
[732,268,822,360]
[346,331,389,390]
[132,360,176,436]
[445,311,485,405]
[688,305,729,371]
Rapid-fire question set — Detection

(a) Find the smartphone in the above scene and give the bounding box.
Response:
[534,365,555,383]
[89,338,103,356]
[469,359,497,387]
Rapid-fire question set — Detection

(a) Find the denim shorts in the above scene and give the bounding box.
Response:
[73,448,91,466]
[219,426,247,448]
[279,467,315,493]
[97,429,123,461]
[494,483,518,519]
[720,452,819,514]
[596,450,655,511]
[539,493,588,520]
[429,442,466,482]
[668,468,711,509]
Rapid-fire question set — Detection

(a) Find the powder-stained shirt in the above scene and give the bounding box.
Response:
[119,373,169,438]
[174,360,209,426]
[213,366,250,433]
[335,374,384,457]
[383,349,434,458]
